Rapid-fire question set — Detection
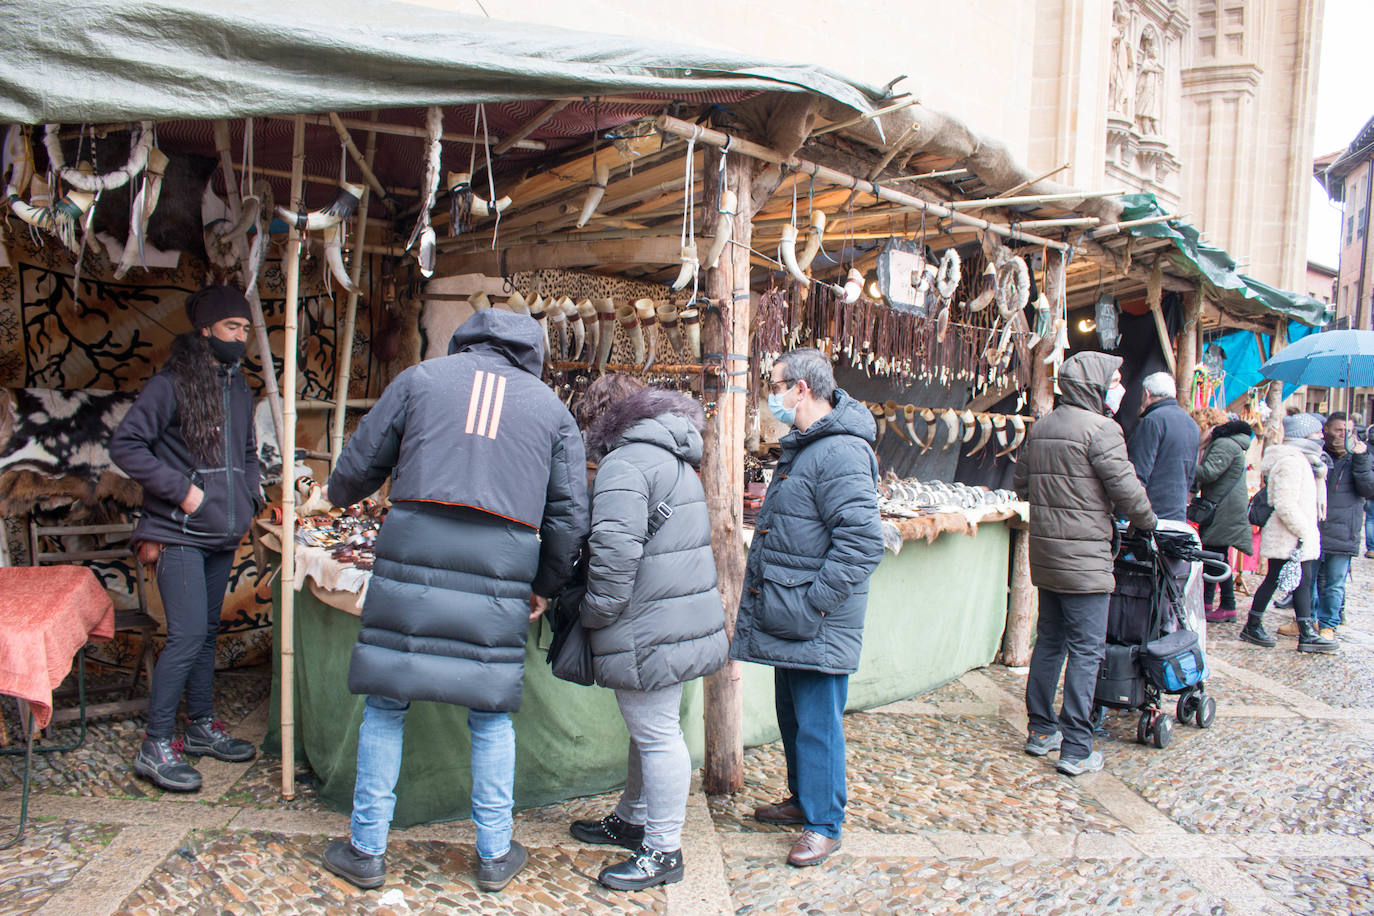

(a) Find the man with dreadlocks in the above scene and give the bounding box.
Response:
[111,285,262,792]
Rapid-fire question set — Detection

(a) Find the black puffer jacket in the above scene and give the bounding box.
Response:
[1319,444,1374,556]
[110,334,260,551]
[1013,352,1156,594]
[329,310,589,712]
[580,389,728,691]
[730,389,884,675]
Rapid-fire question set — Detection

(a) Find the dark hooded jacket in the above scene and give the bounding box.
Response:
[1319,440,1374,556]
[1013,352,1156,594]
[328,309,588,712]
[579,388,728,691]
[730,389,884,675]
[1194,419,1254,554]
[1127,396,1201,521]
[110,334,260,551]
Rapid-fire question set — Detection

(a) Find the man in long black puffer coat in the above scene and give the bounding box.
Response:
[321,309,588,894]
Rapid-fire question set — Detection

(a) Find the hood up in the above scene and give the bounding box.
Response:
[447,309,545,376]
[586,387,705,465]
[1058,351,1121,414]
[788,388,877,447]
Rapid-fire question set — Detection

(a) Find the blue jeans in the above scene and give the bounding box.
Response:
[1365,498,1374,552]
[774,667,849,839]
[1025,589,1109,762]
[349,695,515,860]
[1314,554,1353,630]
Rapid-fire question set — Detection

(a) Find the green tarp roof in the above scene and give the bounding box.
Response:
[1117,193,1331,328]
[1,0,881,124]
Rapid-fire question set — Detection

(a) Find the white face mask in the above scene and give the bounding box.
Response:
[1104,382,1126,415]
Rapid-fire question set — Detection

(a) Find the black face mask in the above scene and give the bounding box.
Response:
[207,336,246,365]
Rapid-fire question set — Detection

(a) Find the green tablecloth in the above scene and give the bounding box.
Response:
[267,520,1009,826]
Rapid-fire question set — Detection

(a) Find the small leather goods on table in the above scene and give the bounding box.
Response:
[0,566,114,730]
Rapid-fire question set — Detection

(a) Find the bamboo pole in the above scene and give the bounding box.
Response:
[267,114,546,150]
[995,162,1070,198]
[886,168,970,183]
[232,164,417,195]
[279,114,306,802]
[492,100,570,155]
[949,189,1121,210]
[654,116,1072,253]
[1008,217,1100,229]
[702,149,752,796]
[1087,212,1183,239]
[327,113,389,205]
[330,113,379,468]
[212,120,285,449]
[810,96,916,136]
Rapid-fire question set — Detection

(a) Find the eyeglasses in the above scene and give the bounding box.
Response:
[769,377,796,395]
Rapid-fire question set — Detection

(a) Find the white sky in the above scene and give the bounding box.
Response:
[1307,0,1374,267]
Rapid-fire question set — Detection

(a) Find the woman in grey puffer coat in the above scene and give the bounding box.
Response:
[569,383,728,891]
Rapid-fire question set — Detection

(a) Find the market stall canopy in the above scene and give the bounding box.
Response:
[0,0,881,125]
[1115,193,1331,329]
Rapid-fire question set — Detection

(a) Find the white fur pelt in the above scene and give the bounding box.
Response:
[1258,442,1326,560]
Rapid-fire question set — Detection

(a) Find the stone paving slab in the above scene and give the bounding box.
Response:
[0,818,119,916]
[1231,856,1374,915]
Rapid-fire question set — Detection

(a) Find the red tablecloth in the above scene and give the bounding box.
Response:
[0,566,114,730]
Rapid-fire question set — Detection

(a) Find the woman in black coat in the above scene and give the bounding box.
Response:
[110,286,261,792]
[567,381,728,892]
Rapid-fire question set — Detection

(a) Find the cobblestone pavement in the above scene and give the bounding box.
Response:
[3,558,1373,914]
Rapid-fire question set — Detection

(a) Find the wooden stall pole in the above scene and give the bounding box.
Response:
[1175,290,1200,407]
[330,113,380,467]
[1146,258,1177,376]
[212,120,285,448]
[1264,319,1289,444]
[279,114,306,801]
[1001,248,1061,666]
[702,149,755,796]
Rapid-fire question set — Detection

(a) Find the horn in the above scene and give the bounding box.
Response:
[416,226,436,278]
[277,180,364,232]
[469,290,491,311]
[903,404,924,449]
[112,147,170,279]
[841,267,864,304]
[669,243,699,292]
[577,159,611,228]
[678,305,701,360]
[884,401,910,445]
[547,296,570,360]
[470,193,512,218]
[797,209,827,272]
[576,299,598,364]
[635,298,658,370]
[936,304,950,343]
[656,300,683,356]
[594,297,617,371]
[2,124,34,199]
[216,194,261,243]
[870,402,887,442]
[323,223,359,295]
[778,224,809,286]
[702,188,737,271]
[967,262,996,312]
[617,301,645,367]
[528,295,552,364]
[504,290,529,315]
[10,185,95,253]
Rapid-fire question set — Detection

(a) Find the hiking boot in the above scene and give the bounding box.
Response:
[1319,626,1337,641]
[570,813,645,850]
[1297,620,1338,654]
[1277,621,1299,638]
[1239,614,1276,648]
[1024,731,1062,757]
[322,839,386,890]
[597,845,684,891]
[184,716,256,762]
[1056,750,1104,777]
[133,737,201,792]
[753,798,805,825]
[476,840,528,892]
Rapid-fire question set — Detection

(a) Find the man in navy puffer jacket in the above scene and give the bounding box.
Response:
[731,348,883,869]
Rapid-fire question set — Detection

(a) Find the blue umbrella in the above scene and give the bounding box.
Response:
[1258,329,1374,388]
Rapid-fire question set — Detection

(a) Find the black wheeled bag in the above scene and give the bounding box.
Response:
[1095,643,1147,709]
[1140,629,1207,693]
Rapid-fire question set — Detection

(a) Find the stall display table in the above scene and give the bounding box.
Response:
[265,512,1016,828]
[0,565,114,847]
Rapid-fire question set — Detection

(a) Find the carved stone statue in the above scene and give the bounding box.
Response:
[1135,28,1163,136]
[1109,1,1133,116]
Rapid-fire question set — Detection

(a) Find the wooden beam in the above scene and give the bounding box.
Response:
[492,100,571,155]
[270,114,546,150]
[1175,289,1201,407]
[433,236,682,276]
[327,112,391,205]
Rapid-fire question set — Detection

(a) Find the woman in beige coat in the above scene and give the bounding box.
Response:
[1239,413,1336,653]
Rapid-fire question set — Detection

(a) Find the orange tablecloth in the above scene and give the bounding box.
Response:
[0,566,114,730]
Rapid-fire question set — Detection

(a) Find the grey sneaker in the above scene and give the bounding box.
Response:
[476,839,528,892]
[1056,750,1104,776]
[1024,731,1062,757]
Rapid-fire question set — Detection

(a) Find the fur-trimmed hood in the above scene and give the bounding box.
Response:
[585,387,705,464]
[1212,418,1254,443]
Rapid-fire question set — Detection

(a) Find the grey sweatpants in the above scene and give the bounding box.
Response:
[612,682,689,852]
[1025,589,1109,761]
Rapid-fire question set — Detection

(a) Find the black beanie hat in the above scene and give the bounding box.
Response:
[185,285,252,331]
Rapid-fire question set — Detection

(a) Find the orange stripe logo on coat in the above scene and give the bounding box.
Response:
[464,370,507,439]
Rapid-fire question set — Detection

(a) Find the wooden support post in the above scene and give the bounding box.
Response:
[1147,259,1177,375]
[279,114,306,801]
[1175,290,1200,407]
[702,149,754,796]
[331,113,379,468]
[1002,248,1061,666]
[1264,320,1289,443]
[327,112,390,207]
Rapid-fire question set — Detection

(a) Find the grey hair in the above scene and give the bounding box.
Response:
[1142,371,1176,399]
[775,347,835,402]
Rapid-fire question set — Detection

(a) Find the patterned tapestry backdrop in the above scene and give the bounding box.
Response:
[0,229,384,671]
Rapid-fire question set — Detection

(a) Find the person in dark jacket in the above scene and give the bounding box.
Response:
[1312,412,1374,636]
[320,309,588,894]
[109,285,262,793]
[1013,352,1156,776]
[1127,371,1200,522]
[731,348,883,869]
[567,382,728,891]
[1194,418,1255,621]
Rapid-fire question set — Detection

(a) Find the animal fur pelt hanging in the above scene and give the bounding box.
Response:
[88,144,218,265]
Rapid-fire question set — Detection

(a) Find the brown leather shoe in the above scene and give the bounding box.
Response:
[787,830,841,867]
[753,799,805,825]
[1277,621,1299,638]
